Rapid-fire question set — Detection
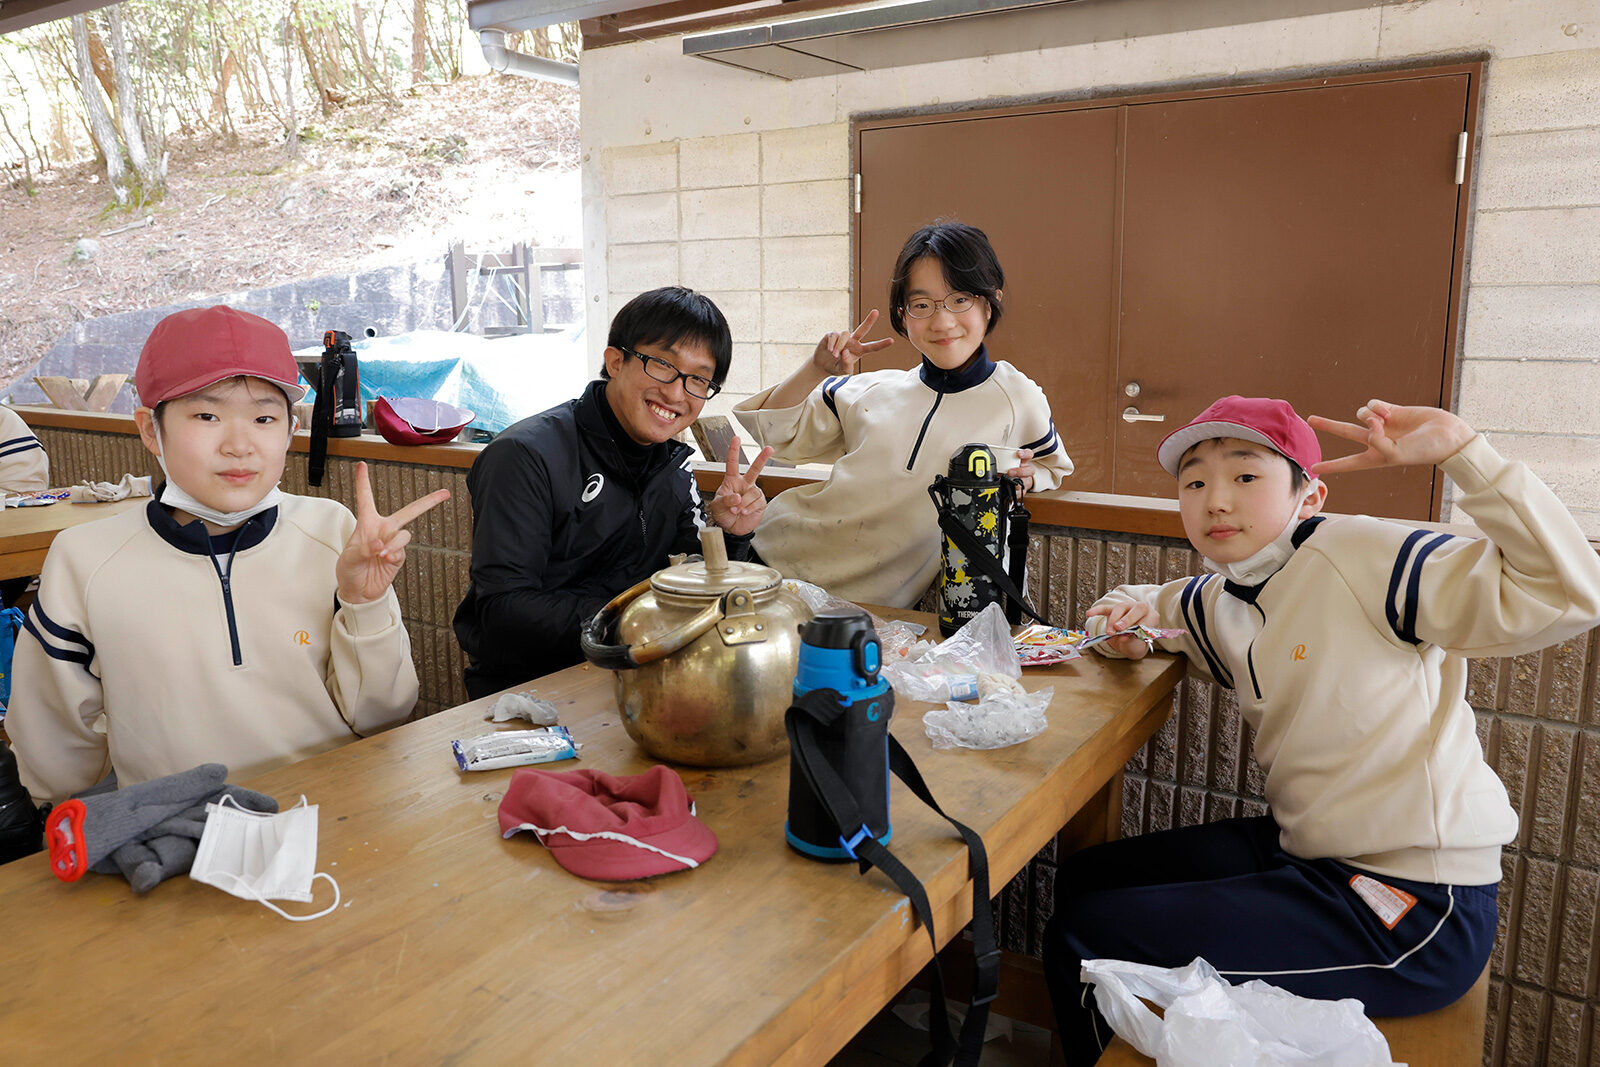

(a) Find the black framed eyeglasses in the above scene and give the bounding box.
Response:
[622,347,722,400]
[903,292,978,319]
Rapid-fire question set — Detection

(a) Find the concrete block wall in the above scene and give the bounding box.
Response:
[999,523,1600,1067]
[579,0,1600,533]
[596,124,853,421]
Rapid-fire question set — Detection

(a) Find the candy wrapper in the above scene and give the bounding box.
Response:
[1013,623,1186,664]
[452,726,578,771]
[1079,624,1187,652]
[5,489,70,508]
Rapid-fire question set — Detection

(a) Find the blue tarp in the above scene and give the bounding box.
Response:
[294,326,592,435]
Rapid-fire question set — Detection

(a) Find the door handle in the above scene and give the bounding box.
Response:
[1122,406,1166,423]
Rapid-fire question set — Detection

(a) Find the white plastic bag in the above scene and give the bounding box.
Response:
[883,603,1021,703]
[923,686,1051,750]
[1082,957,1398,1067]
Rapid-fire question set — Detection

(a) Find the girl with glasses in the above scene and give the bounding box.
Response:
[733,220,1073,608]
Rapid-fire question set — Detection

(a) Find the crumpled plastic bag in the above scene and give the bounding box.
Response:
[883,602,1021,703]
[485,690,560,726]
[923,686,1051,750]
[782,579,929,661]
[1082,957,1398,1067]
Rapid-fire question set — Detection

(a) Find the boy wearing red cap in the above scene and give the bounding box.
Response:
[1043,396,1600,1064]
[8,306,450,803]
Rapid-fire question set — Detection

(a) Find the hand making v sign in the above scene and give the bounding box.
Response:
[1307,398,1477,477]
[710,436,773,538]
[336,460,452,605]
[813,308,897,376]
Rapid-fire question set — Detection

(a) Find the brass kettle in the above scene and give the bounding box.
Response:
[580,527,812,766]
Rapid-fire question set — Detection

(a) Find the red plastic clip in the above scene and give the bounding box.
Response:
[45,799,88,882]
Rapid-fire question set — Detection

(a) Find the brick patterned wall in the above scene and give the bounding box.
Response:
[998,524,1600,1067]
[31,426,472,718]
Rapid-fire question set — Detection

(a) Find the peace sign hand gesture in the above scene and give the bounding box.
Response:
[812,309,896,376]
[709,436,773,538]
[1307,399,1477,478]
[336,461,452,605]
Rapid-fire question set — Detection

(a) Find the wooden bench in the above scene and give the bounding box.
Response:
[1091,964,1490,1067]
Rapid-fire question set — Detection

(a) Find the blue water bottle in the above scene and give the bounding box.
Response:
[784,608,893,861]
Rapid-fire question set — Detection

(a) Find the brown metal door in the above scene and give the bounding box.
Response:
[856,108,1120,490]
[1115,73,1471,517]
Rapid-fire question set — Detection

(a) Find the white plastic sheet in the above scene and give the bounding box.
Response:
[1082,957,1398,1067]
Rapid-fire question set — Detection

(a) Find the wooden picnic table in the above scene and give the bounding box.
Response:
[0,495,147,582]
[0,609,1183,1064]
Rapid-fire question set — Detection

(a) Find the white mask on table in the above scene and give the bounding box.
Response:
[189,795,340,922]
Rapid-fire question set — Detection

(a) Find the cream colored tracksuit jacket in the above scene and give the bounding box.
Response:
[1089,436,1600,886]
[9,494,419,804]
[0,405,48,495]
[733,351,1073,608]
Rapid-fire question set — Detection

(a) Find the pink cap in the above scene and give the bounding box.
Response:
[498,765,718,881]
[135,306,309,408]
[1157,395,1321,478]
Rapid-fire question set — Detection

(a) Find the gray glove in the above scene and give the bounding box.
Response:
[98,783,279,894]
[47,764,279,893]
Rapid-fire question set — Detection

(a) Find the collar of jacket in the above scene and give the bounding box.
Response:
[1222,516,1327,603]
[146,483,277,556]
[918,345,997,393]
[576,378,691,481]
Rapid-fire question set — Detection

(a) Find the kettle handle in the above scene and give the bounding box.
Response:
[579,580,727,670]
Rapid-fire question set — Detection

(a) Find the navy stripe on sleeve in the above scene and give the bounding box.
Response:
[1397,533,1458,645]
[1179,574,1234,688]
[0,434,40,449]
[23,602,94,667]
[0,440,43,459]
[1386,529,1432,640]
[821,376,847,420]
[1023,421,1058,454]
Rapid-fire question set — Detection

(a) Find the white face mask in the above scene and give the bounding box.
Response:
[151,419,294,529]
[189,795,341,922]
[1203,483,1319,587]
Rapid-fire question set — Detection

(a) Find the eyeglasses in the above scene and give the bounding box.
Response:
[622,347,722,400]
[903,292,979,319]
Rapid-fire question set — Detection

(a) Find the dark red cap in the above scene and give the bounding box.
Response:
[498,765,718,881]
[1157,395,1321,478]
[135,306,308,408]
[373,396,474,446]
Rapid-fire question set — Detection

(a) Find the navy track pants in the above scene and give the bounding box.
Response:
[1041,815,1497,1065]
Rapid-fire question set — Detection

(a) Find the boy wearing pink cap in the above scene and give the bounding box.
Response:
[1044,396,1600,1064]
[8,306,450,803]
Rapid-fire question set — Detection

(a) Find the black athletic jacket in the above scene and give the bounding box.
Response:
[453,379,748,698]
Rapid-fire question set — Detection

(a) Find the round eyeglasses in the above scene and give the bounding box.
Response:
[623,347,722,399]
[903,292,979,319]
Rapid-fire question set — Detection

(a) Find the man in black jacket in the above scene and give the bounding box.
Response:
[453,287,771,699]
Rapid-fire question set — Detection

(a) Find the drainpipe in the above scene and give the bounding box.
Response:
[479,30,579,86]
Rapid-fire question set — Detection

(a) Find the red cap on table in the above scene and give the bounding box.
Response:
[498,765,718,881]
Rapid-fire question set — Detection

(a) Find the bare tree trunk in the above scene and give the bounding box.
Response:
[0,102,33,189]
[0,49,48,173]
[411,0,427,84]
[106,6,161,198]
[70,14,127,201]
[282,16,299,159]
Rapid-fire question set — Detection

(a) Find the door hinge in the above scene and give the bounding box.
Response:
[854,173,861,213]
[1454,131,1468,185]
